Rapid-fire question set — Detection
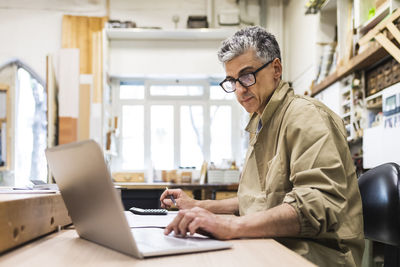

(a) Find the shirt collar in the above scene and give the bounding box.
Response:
[245,81,292,134]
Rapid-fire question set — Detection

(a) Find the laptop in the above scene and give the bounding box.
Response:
[45,139,231,258]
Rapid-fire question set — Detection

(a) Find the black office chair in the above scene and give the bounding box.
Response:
[358,162,400,267]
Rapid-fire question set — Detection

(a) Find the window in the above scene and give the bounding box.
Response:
[120,82,144,99]
[121,105,144,170]
[180,105,203,168]
[15,68,47,185]
[110,79,246,181]
[210,105,232,163]
[151,105,174,169]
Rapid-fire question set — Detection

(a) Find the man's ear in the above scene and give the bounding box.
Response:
[272,58,282,80]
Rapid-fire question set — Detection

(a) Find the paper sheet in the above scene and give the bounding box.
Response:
[0,189,58,194]
[124,211,178,228]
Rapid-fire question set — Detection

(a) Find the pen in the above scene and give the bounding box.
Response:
[165,187,177,206]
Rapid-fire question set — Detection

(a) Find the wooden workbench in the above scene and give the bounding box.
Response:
[0,193,71,253]
[0,228,316,267]
[115,182,239,209]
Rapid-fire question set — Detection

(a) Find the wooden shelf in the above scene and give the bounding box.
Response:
[365,90,384,101]
[115,182,239,191]
[312,40,390,96]
[367,102,382,109]
[105,28,236,41]
[359,2,390,34]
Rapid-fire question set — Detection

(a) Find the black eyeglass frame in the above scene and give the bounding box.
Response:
[219,58,275,93]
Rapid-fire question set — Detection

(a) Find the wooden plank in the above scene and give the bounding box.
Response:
[115,182,239,191]
[78,84,91,140]
[358,8,400,46]
[92,31,103,103]
[59,117,78,145]
[61,15,71,48]
[46,55,58,149]
[62,15,107,75]
[0,193,71,253]
[79,16,90,74]
[375,32,400,63]
[0,229,316,267]
[58,49,80,117]
[0,84,10,170]
[386,22,400,45]
[5,85,10,170]
[215,191,237,200]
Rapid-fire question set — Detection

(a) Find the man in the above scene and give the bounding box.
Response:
[160,26,364,267]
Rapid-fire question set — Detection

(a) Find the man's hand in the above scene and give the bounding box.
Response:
[164,207,238,240]
[160,188,198,209]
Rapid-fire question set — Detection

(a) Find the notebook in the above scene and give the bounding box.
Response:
[45,139,231,258]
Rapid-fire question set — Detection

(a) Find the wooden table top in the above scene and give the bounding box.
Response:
[0,229,315,267]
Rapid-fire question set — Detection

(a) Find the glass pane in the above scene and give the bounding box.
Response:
[121,105,144,169]
[120,83,144,99]
[210,85,235,100]
[150,84,203,96]
[210,105,232,164]
[180,106,203,168]
[151,105,174,169]
[14,68,47,186]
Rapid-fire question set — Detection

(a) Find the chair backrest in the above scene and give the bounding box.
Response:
[358,162,400,246]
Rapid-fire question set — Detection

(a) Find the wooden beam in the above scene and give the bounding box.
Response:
[0,84,10,170]
[62,15,107,74]
[78,84,91,140]
[59,117,78,145]
[386,22,400,45]
[375,32,400,63]
[358,8,400,46]
[0,194,71,253]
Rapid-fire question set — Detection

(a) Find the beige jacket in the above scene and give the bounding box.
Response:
[237,81,364,267]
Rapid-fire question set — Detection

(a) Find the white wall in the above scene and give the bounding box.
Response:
[109,39,227,76]
[107,0,260,77]
[110,0,259,30]
[0,9,62,81]
[0,0,333,94]
[0,0,262,81]
[282,0,319,95]
[0,0,107,81]
[278,0,336,96]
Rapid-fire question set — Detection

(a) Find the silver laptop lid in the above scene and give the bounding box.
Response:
[45,140,141,258]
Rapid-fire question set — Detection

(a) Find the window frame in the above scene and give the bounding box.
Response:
[111,77,244,180]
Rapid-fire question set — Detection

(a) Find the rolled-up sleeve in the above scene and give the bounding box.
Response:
[282,101,349,237]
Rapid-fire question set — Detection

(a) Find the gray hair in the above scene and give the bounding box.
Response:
[217,26,281,64]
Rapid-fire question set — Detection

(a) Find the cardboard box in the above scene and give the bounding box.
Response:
[112,172,145,183]
[207,170,224,184]
[208,170,240,184]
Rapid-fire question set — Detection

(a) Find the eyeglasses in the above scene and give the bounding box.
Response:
[219,59,274,93]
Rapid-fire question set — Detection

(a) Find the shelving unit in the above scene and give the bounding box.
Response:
[313,4,400,96]
[105,28,236,41]
[354,0,391,34]
[339,75,366,142]
[365,91,383,127]
[312,40,389,96]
